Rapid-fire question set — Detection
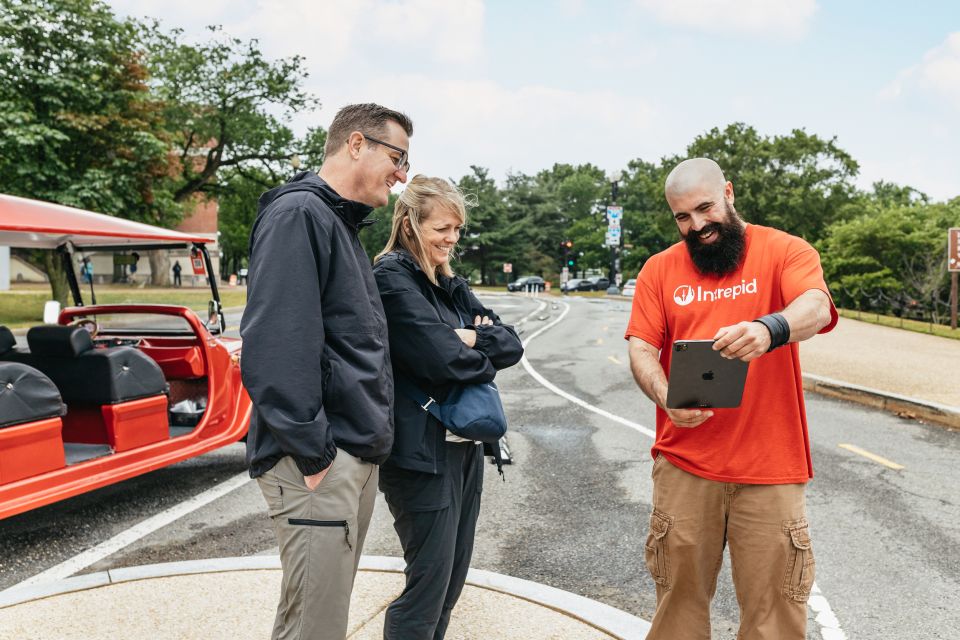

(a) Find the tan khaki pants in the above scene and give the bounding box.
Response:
[257,450,378,640]
[645,455,814,640]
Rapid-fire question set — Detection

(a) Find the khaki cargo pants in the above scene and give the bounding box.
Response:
[645,455,814,640]
[257,450,378,640]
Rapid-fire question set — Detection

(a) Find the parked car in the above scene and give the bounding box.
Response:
[507,275,545,291]
[561,278,583,292]
[583,276,610,291]
[621,278,637,297]
[0,194,251,520]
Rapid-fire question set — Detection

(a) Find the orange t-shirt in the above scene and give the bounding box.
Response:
[624,224,838,484]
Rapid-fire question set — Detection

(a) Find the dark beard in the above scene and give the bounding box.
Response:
[683,205,746,276]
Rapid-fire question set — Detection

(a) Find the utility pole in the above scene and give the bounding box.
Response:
[605,171,624,294]
[949,228,959,330]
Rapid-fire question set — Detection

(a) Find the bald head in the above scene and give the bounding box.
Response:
[664,158,727,201]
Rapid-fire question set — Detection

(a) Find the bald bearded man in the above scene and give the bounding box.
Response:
[624,158,838,639]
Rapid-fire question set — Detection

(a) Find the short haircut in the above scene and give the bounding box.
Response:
[323,103,414,158]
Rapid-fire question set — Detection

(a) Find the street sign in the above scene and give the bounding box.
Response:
[503,262,512,273]
[606,206,623,221]
[949,228,960,272]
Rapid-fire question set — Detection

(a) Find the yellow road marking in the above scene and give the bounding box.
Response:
[838,444,905,470]
[608,355,622,365]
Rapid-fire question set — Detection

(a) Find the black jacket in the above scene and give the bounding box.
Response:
[240,172,393,478]
[373,250,523,474]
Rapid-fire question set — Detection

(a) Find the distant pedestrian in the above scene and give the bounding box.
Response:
[172,260,182,287]
[240,103,412,640]
[625,158,838,639]
[80,258,92,284]
[373,175,523,639]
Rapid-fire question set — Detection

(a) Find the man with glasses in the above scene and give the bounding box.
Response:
[241,103,413,640]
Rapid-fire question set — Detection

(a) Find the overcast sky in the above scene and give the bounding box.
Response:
[109,0,960,201]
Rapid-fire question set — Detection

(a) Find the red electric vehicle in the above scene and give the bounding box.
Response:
[0,194,251,520]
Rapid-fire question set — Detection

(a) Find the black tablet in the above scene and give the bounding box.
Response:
[665,339,749,409]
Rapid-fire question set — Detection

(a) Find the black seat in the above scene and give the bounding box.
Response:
[0,361,66,428]
[16,325,168,405]
[0,325,21,359]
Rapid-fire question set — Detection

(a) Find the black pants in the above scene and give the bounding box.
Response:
[379,442,483,640]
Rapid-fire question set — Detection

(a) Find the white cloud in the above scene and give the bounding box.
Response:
[299,74,657,183]
[633,0,818,39]
[882,32,960,109]
[229,0,485,72]
[111,0,485,71]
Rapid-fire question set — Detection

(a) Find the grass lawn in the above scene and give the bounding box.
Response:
[0,285,247,330]
[838,308,959,341]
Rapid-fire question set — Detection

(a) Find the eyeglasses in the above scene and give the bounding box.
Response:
[363,133,410,173]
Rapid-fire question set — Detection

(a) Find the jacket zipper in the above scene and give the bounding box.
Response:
[287,519,352,550]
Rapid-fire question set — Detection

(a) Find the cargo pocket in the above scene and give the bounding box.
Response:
[782,519,815,603]
[645,509,674,589]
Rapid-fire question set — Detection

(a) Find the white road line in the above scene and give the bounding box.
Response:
[4,470,251,595]
[519,299,846,640]
[520,301,655,439]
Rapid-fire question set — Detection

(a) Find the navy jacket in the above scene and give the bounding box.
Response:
[373,250,523,473]
[241,172,393,478]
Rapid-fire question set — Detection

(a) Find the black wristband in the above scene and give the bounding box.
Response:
[753,312,790,351]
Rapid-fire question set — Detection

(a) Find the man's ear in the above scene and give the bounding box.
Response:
[347,131,364,160]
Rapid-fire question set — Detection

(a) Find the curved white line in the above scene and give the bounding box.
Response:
[519,298,846,639]
[521,300,655,438]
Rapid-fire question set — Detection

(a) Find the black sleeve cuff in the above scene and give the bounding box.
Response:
[292,440,338,475]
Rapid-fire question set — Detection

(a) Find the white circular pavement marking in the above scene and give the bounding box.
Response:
[520,298,848,640]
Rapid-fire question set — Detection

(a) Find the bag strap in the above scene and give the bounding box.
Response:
[395,378,444,423]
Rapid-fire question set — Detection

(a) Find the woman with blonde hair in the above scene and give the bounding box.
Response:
[373,175,523,639]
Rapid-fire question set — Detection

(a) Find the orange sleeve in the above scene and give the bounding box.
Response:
[781,236,839,333]
[624,257,667,348]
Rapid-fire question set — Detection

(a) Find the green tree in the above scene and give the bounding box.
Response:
[0,0,175,302]
[455,166,509,284]
[820,201,958,321]
[144,26,326,284]
[679,123,860,242]
[147,25,324,203]
[616,160,676,277]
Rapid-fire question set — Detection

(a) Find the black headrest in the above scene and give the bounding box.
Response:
[27,325,94,358]
[0,326,15,355]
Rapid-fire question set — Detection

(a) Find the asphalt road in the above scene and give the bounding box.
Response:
[2,295,958,639]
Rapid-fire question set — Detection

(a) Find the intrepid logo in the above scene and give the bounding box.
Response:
[673,285,696,306]
[673,278,758,306]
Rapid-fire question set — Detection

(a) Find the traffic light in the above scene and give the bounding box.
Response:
[560,239,575,270]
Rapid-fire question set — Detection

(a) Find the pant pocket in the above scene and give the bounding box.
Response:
[288,518,356,551]
[257,471,283,518]
[644,509,674,589]
[781,518,815,603]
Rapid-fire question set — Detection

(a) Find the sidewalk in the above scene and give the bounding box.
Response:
[0,556,650,640]
[799,315,960,427]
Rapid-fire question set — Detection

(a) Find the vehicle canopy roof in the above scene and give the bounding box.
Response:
[0,194,208,250]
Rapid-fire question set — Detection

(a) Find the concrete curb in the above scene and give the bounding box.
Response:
[802,373,960,429]
[0,555,651,640]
